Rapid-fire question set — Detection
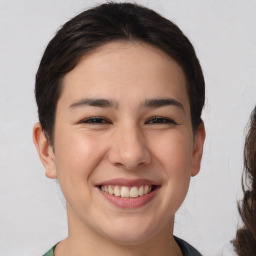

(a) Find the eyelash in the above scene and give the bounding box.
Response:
[81,116,177,125]
[81,117,111,124]
[145,117,177,125]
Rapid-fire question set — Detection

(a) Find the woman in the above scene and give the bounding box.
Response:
[33,3,206,256]
[232,106,256,255]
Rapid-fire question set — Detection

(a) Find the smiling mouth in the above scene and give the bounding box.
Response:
[100,185,158,199]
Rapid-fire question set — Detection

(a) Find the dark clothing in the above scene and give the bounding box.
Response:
[175,236,202,256]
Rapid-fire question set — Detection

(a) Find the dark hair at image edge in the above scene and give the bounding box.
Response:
[35,2,205,144]
[232,106,256,255]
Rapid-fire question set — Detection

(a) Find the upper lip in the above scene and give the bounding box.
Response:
[95,178,160,187]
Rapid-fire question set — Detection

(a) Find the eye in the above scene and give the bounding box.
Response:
[81,117,111,124]
[146,117,177,125]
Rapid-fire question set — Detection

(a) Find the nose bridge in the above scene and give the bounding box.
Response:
[108,122,151,170]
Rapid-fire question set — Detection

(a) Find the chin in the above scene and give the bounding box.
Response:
[100,219,162,246]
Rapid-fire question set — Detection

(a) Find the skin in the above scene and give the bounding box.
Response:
[33,41,205,256]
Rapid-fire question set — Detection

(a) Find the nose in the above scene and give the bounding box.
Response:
[107,125,151,170]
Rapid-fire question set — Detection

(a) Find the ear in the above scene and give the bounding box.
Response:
[33,122,57,179]
[191,122,206,177]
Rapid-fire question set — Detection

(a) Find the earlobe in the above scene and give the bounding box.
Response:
[191,122,206,177]
[33,122,57,179]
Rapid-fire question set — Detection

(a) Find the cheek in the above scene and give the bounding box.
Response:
[151,131,193,177]
[148,131,193,217]
[53,132,109,216]
[53,131,106,189]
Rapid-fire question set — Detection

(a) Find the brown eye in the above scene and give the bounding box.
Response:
[146,117,177,125]
[82,117,111,124]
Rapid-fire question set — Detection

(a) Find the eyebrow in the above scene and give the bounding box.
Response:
[69,98,119,109]
[69,97,184,112]
[141,98,184,112]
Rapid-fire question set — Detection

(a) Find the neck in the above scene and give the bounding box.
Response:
[54,206,182,256]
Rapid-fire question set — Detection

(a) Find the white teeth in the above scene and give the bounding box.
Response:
[114,186,121,197]
[101,185,154,198]
[144,185,149,195]
[130,187,139,198]
[138,186,144,196]
[121,187,130,198]
[108,186,114,195]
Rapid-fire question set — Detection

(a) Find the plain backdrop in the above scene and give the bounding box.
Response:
[0,0,256,255]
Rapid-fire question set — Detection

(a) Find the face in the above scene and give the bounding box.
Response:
[34,41,205,246]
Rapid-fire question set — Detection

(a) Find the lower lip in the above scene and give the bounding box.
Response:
[98,187,159,209]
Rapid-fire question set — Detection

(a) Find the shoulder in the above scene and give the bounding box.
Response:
[174,236,202,256]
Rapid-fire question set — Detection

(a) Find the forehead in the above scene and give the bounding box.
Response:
[60,41,189,108]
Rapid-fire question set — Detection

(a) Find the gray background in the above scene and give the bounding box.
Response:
[1,0,256,255]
